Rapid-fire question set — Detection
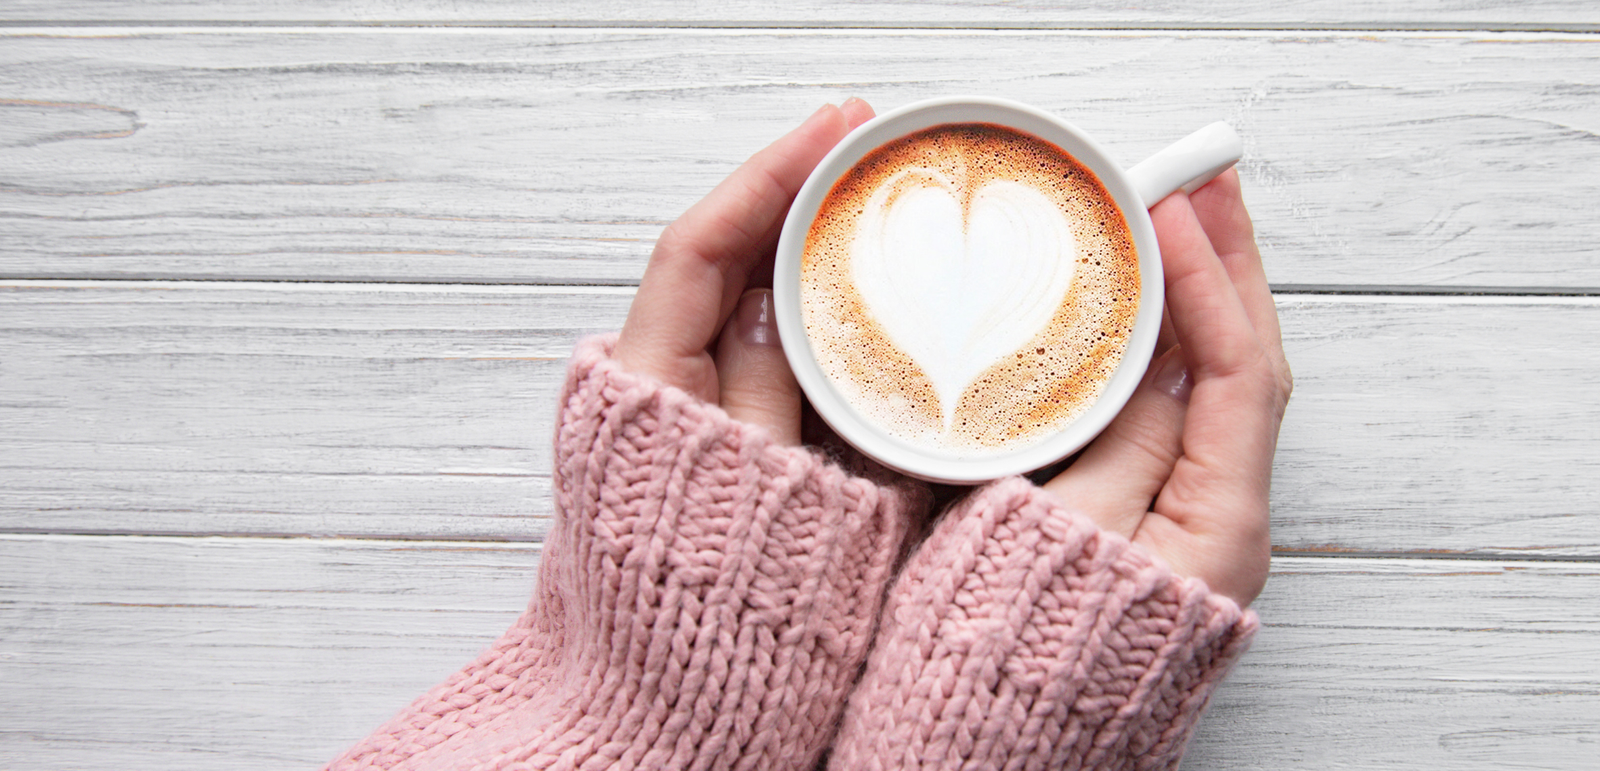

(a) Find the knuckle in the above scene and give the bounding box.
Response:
[1246,346,1293,400]
[652,220,699,265]
[1219,347,1277,393]
[722,368,800,413]
[1269,357,1295,417]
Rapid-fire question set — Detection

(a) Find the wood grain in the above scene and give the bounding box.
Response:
[0,281,634,539]
[3,281,1599,555]
[1275,294,1600,557]
[2,535,1595,769]
[3,30,1598,289]
[3,1,1597,27]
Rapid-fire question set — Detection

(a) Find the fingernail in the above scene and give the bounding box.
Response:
[1152,350,1192,404]
[842,96,865,110]
[737,290,782,347]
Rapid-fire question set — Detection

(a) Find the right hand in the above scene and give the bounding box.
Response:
[1043,170,1292,607]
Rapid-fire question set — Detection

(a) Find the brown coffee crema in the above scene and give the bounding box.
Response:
[801,123,1139,452]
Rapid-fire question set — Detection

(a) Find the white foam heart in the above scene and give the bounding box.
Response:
[852,169,1077,429]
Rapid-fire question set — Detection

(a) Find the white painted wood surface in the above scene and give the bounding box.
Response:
[4,29,1600,289]
[2,11,1597,771]
[3,2,1598,27]
[5,282,1600,556]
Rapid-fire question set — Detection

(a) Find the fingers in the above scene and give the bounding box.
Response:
[1154,190,1280,482]
[715,290,802,444]
[1042,346,1191,539]
[839,96,877,129]
[1145,191,1278,605]
[615,102,864,400]
[742,98,877,292]
[1152,192,1264,386]
[1155,304,1179,358]
[1190,170,1291,406]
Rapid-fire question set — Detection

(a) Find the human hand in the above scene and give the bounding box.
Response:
[614,99,877,445]
[1043,170,1292,607]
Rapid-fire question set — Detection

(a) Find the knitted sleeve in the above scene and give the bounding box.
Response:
[826,476,1257,771]
[325,335,922,771]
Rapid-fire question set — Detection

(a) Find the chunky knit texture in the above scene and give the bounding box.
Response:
[325,336,919,771]
[327,336,1257,771]
[827,477,1257,771]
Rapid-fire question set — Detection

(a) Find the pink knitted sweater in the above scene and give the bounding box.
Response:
[326,336,1256,771]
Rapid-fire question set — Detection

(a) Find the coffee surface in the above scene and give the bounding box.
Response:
[801,123,1139,453]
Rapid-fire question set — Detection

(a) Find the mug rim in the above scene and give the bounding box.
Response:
[773,96,1165,483]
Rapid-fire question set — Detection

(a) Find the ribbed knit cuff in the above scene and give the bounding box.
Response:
[326,335,922,771]
[827,476,1257,771]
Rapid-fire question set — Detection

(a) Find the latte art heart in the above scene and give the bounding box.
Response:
[852,170,1077,427]
[799,123,1138,454]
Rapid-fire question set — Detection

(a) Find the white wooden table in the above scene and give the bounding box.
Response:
[4,4,1599,769]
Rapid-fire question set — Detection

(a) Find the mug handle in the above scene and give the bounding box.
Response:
[1126,122,1243,208]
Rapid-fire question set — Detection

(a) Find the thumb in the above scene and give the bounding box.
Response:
[715,289,802,445]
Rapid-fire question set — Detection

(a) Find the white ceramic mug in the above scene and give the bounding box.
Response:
[774,96,1242,483]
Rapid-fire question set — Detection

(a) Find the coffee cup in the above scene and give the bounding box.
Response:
[773,96,1242,483]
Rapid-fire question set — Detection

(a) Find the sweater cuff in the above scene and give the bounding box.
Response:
[553,333,924,538]
[542,334,927,768]
[969,478,1258,767]
[550,333,926,648]
[327,335,925,771]
[831,476,1256,771]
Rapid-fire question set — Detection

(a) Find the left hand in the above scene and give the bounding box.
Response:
[613,99,878,445]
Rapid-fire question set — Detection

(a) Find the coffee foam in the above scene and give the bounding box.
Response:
[801,123,1139,453]
[852,172,1080,428]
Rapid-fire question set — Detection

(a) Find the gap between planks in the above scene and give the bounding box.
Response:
[4,21,1600,35]
[5,532,1599,565]
[11,277,1600,297]
[12,278,1600,304]
[5,25,1600,39]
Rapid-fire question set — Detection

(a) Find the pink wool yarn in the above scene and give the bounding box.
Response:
[326,336,1257,771]
[827,477,1257,771]
[325,336,920,771]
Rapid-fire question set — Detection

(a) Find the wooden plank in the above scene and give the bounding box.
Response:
[0,281,634,539]
[1189,555,1600,769]
[3,30,1599,290]
[0,534,537,769]
[2,1,1597,27]
[1275,294,1600,557]
[1,535,1595,769]
[4,282,1600,555]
